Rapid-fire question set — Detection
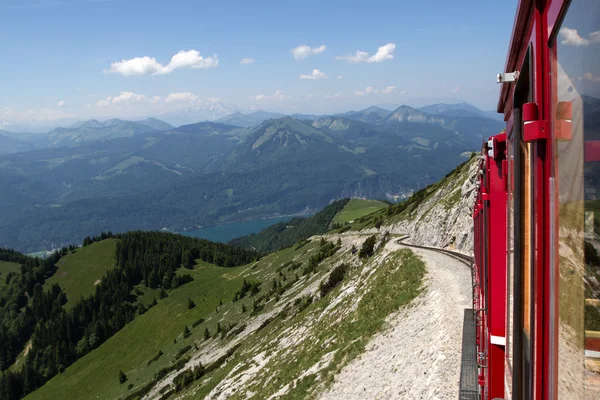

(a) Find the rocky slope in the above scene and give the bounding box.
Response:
[364,154,477,255]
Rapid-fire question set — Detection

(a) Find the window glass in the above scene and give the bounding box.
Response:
[507,130,515,379]
[554,1,600,398]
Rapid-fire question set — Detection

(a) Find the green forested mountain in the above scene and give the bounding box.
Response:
[0,232,257,399]
[47,119,170,147]
[229,198,350,253]
[0,108,504,252]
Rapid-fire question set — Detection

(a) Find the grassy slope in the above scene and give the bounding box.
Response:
[25,213,427,400]
[25,240,322,400]
[185,248,425,399]
[44,239,117,308]
[0,261,21,289]
[332,199,387,224]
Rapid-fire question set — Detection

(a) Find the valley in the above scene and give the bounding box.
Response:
[0,155,478,400]
[183,215,297,243]
[0,103,503,253]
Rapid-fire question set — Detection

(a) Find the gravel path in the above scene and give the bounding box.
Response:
[320,244,472,400]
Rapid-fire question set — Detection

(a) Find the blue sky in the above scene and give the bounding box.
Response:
[0,0,518,124]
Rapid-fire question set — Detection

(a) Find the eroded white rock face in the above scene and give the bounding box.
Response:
[372,157,478,255]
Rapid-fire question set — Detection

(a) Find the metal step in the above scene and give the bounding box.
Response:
[459,308,479,400]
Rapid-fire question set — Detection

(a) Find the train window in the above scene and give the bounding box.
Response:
[552,0,600,398]
[504,42,536,400]
[506,119,515,390]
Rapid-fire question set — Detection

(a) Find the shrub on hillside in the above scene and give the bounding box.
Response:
[359,236,377,258]
[320,263,349,298]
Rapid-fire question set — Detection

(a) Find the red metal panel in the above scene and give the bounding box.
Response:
[486,135,508,399]
[547,0,570,40]
[585,141,600,162]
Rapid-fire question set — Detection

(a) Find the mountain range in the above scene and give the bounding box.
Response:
[0,102,506,252]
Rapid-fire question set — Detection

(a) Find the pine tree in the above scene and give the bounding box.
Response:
[183,326,191,338]
[159,287,167,299]
[241,303,247,313]
[118,369,128,384]
[204,327,210,340]
[187,297,196,310]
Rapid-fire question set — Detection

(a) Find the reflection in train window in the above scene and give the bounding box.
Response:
[553,1,600,398]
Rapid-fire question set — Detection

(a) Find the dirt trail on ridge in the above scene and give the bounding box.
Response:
[320,244,472,400]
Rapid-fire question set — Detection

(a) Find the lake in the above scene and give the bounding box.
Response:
[182,216,295,243]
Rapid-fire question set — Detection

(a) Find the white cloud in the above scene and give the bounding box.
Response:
[558,28,600,46]
[336,75,343,80]
[354,85,397,96]
[291,44,326,60]
[240,58,256,64]
[252,89,290,101]
[368,43,396,63]
[57,100,65,108]
[112,91,147,104]
[590,31,600,44]
[559,28,589,46]
[95,91,150,107]
[451,86,461,93]
[105,56,164,76]
[584,72,600,82]
[105,50,219,76]
[336,43,396,63]
[324,92,341,99]
[299,69,328,80]
[150,96,162,103]
[164,92,199,103]
[96,97,111,107]
[337,51,369,63]
[0,106,74,123]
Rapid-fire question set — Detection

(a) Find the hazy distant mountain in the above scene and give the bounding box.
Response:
[419,102,483,116]
[135,117,173,131]
[159,103,238,126]
[216,111,285,127]
[48,119,160,147]
[0,131,37,154]
[0,118,79,133]
[383,105,504,148]
[383,105,442,124]
[290,113,322,121]
[0,104,503,251]
[420,103,503,121]
[336,106,391,123]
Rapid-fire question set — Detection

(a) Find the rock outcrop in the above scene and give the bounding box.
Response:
[371,155,478,255]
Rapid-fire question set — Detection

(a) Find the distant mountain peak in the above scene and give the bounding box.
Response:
[385,105,429,123]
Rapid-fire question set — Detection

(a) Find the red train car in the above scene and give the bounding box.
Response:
[473,0,600,398]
